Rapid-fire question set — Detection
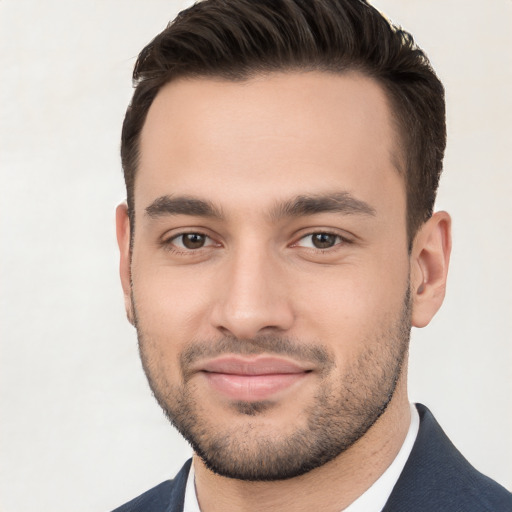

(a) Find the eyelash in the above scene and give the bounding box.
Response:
[291,231,352,252]
[162,232,218,255]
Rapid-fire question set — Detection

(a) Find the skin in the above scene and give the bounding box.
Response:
[116,71,451,512]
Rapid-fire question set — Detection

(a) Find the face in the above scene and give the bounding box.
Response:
[121,71,414,480]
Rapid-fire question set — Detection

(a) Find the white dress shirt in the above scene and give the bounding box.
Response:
[183,403,420,512]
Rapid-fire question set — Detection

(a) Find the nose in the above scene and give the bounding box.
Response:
[210,244,294,339]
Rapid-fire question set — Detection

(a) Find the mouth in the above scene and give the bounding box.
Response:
[198,356,312,401]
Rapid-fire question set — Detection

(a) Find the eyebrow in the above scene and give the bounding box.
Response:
[144,191,375,221]
[270,192,376,220]
[145,195,224,219]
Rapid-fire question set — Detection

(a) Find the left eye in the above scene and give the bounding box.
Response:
[295,233,343,249]
[170,233,214,250]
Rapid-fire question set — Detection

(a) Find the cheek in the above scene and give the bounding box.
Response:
[131,262,215,352]
[291,258,409,352]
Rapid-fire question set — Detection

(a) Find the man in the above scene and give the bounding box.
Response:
[113,0,512,510]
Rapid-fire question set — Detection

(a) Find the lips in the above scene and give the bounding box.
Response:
[199,356,310,401]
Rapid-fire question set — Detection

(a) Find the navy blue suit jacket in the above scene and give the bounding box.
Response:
[112,404,512,511]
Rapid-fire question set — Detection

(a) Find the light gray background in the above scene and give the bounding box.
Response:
[1,1,511,511]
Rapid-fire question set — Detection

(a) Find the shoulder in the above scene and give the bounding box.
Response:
[110,459,192,512]
[383,404,512,512]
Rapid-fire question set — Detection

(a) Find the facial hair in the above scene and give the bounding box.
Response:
[134,289,411,481]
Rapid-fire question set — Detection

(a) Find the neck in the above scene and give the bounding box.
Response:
[193,378,411,512]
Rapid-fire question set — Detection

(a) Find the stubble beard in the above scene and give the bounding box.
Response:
[134,289,411,481]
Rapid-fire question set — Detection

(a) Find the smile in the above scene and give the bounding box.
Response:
[199,356,311,401]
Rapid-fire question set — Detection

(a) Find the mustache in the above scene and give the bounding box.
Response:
[179,335,335,377]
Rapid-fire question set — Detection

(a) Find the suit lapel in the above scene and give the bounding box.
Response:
[382,404,472,512]
[165,458,192,512]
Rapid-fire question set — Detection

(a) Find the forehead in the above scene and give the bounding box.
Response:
[136,71,405,218]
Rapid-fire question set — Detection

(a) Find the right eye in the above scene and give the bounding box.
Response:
[168,233,215,250]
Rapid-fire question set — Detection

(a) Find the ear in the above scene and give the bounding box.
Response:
[115,202,135,325]
[410,211,452,328]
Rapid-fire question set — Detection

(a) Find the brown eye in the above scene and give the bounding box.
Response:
[180,233,206,249]
[293,232,345,250]
[311,233,338,249]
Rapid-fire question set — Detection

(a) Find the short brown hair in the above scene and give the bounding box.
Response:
[121,0,446,242]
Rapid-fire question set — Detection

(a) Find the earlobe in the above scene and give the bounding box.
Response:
[410,211,452,328]
[115,203,135,326]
